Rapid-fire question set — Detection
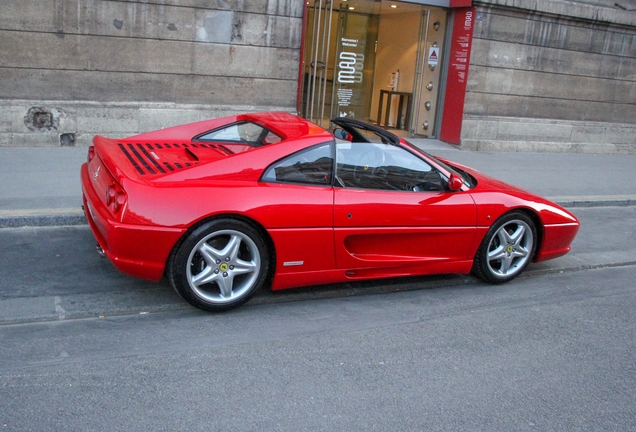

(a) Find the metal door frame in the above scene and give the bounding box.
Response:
[304,0,335,125]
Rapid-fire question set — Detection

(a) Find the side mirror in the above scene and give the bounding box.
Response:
[448,173,463,191]
[333,128,351,141]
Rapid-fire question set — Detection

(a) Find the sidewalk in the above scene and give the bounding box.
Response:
[1,140,635,228]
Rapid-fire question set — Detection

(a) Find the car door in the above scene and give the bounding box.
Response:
[333,141,477,275]
[259,142,337,286]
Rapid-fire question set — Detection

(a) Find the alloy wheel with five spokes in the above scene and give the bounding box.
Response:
[169,219,270,311]
[473,212,537,284]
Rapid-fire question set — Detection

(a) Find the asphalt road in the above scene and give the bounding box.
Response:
[1,206,635,430]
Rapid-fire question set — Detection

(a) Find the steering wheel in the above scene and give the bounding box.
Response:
[352,146,387,184]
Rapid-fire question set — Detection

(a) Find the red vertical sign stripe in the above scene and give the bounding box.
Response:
[450,0,473,7]
[440,7,476,145]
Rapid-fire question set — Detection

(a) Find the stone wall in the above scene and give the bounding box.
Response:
[462,0,636,153]
[0,0,304,146]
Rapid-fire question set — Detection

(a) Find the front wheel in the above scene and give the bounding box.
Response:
[472,212,537,284]
[168,219,271,312]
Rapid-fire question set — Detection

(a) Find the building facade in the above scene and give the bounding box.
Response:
[1,0,634,152]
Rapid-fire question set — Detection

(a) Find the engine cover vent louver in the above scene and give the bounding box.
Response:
[117,142,207,175]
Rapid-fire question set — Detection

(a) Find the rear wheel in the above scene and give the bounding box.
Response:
[473,212,537,284]
[168,219,270,312]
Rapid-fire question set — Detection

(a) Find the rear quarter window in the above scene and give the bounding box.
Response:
[195,121,282,146]
[262,143,334,186]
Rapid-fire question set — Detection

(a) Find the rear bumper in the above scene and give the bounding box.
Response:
[81,163,186,281]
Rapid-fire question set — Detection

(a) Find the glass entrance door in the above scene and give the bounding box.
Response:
[300,1,447,137]
[301,0,379,128]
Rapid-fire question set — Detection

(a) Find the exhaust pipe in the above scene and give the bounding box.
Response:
[95,243,106,258]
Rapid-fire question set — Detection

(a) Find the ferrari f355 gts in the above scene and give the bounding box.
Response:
[81,112,579,311]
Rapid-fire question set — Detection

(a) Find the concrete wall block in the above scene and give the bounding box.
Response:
[0,2,57,33]
[570,124,636,144]
[75,108,140,134]
[614,143,636,154]
[496,120,573,142]
[58,114,78,134]
[74,133,99,147]
[139,109,204,133]
[72,0,197,41]
[0,69,166,103]
[471,39,636,81]
[194,10,301,47]
[0,1,198,42]
[459,139,480,151]
[464,90,636,124]
[138,106,296,133]
[266,0,305,17]
[193,44,299,79]
[466,139,521,152]
[0,0,303,43]
[459,115,636,153]
[0,68,298,107]
[474,5,636,57]
[461,119,500,139]
[570,142,618,154]
[195,10,234,43]
[523,141,574,153]
[172,75,298,106]
[196,105,293,119]
[0,106,19,133]
[195,107,244,120]
[460,138,635,154]
[190,0,303,17]
[10,107,25,134]
[458,121,479,140]
[469,65,636,103]
[0,132,62,147]
[0,30,298,80]
[562,24,636,58]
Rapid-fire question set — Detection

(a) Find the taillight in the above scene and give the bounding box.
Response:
[87,146,96,163]
[106,185,116,205]
[105,184,127,213]
[113,193,126,212]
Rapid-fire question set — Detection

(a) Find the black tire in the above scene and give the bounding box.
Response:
[472,211,537,284]
[168,219,270,312]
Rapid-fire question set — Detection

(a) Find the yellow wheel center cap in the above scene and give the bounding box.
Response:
[219,263,229,272]
[507,245,514,253]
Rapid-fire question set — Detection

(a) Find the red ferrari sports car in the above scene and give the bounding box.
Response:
[81,112,579,311]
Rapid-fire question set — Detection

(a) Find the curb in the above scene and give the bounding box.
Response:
[555,199,636,208]
[0,210,86,229]
[551,194,636,208]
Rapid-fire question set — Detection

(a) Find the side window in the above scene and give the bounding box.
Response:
[262,143,334,186]
[195,122,281,145]
[336,143,444,192]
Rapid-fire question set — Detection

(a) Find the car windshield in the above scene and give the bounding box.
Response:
[331,117,474,189]
[403,140,475,188]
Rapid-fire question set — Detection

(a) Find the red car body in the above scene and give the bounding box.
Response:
[81,112,579,310]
